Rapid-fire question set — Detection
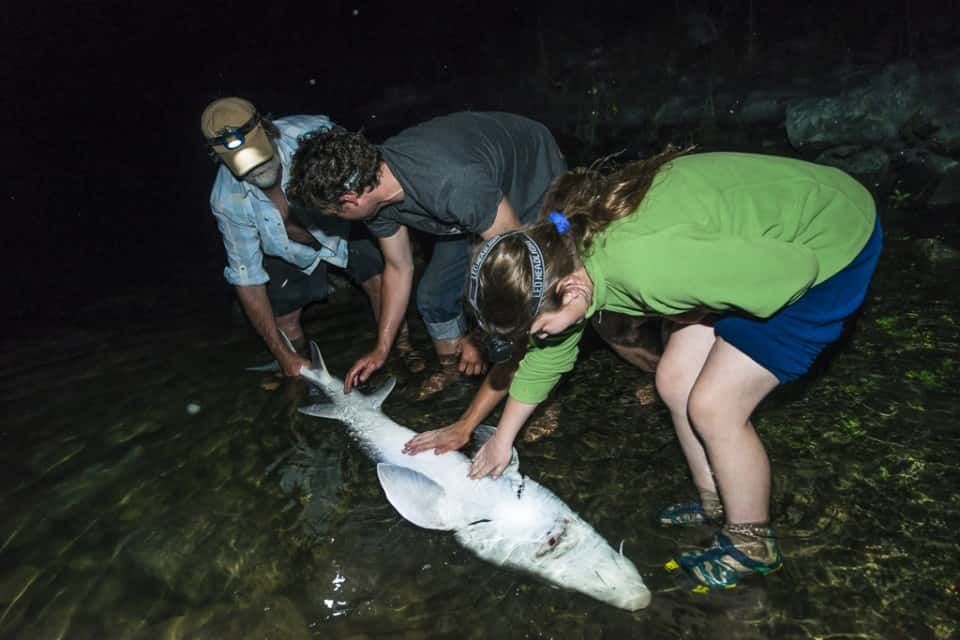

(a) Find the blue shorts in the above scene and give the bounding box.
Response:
[714,218,883,383]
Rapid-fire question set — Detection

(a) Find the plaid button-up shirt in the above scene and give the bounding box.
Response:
[209,115,348,287]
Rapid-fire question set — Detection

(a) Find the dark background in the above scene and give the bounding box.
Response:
[3,0,956,330]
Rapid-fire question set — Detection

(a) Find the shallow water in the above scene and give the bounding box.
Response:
[1,210,958,639]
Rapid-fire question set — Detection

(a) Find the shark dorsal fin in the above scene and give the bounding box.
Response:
[377,464,452,531]
[364,376,396,410]
[471,425,521,478]
[309,341,328,373]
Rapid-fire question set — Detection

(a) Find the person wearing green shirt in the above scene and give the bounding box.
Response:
[459,148,882,590]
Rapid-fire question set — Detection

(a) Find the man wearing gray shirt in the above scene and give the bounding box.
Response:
[289,111,566,395]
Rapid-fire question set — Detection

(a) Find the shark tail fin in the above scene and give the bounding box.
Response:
[365,376,397,410]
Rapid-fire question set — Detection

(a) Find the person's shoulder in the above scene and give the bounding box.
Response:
[210,165,238,200]
[209,166,252,214]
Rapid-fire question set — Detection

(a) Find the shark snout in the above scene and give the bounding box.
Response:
[586,550,651,611]
[616,584,653,611]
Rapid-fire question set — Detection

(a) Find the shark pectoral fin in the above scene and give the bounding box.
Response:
[298,403,341,421]
[376,464,452,531]
[365,376,397,410]
[471,425,521,477]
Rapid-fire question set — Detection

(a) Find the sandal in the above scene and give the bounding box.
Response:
[665,529,782,590]
[397,345,427,374]
[395,332,427,374]
[656,500,722,527]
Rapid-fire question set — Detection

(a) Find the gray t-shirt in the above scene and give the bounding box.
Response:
[366,112,567,238]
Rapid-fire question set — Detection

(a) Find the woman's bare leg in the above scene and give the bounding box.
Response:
[655,323,719,496]
[687,337,778,524]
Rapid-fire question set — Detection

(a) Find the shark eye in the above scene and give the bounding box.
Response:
[548,537,557,546]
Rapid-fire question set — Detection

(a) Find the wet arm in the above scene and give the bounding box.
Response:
[374,227,415,356]
[343,227,414,391]
[235,284,306,374]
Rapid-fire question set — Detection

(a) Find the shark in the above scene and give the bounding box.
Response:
[297,342,652,611]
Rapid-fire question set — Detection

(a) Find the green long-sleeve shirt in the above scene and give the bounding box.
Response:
[510,152,876,404]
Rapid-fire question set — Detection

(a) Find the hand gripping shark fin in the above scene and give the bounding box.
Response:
[364,377,397,410]
[245,330,298,372]
[377,464,452,531]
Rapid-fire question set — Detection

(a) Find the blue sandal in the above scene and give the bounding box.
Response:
[665,531,782,591]
[656,500,719,526]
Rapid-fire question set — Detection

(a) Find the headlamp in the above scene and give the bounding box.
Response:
[466,232,546,364]
[206,112,261,150]
[481,334,516,364]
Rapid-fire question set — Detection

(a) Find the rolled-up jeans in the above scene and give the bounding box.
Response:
[416,201,545,341]
[416,234,474,341]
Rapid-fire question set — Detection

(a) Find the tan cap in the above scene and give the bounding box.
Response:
[200,97,274,176]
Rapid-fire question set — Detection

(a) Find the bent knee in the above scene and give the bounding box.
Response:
[686,386,748,439]
[655,360,694,412]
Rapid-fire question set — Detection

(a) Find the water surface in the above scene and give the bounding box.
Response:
[1,210,958,639]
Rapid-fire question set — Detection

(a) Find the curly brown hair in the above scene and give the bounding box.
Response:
[473,145,693,341]
[287,127,382,211]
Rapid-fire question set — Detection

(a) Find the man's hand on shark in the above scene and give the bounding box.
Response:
[469,437,513,480]
[402,422,472,456]
[344,348,389,393]
[281,353,311,378]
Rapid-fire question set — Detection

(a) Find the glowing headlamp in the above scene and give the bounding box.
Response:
[206,113,261,150]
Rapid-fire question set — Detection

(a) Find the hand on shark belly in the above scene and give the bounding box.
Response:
[344,348,389,393]
[402,422,472,456]
[468,436,514,480]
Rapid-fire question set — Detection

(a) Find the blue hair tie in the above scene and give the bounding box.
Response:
[548,211,570,234]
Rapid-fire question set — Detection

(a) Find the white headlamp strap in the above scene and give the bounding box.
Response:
[467,232,546,328]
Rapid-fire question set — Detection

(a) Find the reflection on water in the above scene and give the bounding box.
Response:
[1,214,958,639]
